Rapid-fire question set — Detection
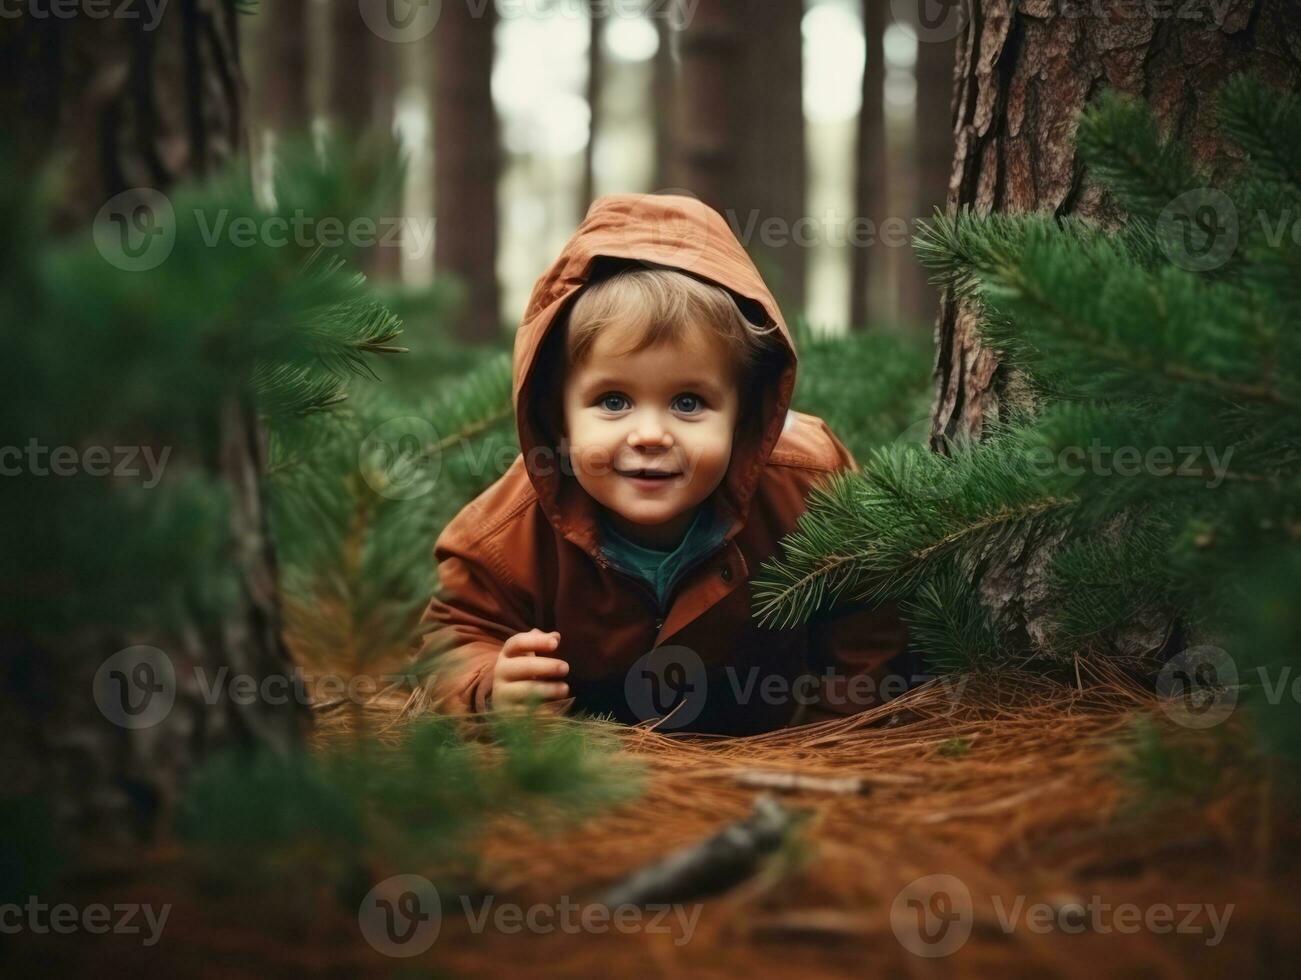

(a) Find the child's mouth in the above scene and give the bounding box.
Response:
[616,468,681,488]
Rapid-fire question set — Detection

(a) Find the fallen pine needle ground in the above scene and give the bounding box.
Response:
[301,661,1300,978]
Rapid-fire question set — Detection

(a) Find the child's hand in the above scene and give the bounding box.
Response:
[490,629,572,713]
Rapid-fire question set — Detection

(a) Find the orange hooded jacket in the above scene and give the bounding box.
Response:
[419,193,909,734]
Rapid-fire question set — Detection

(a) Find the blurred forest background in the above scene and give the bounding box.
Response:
[243,0,953,341]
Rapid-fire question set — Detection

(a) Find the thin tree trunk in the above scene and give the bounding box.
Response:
[328,0,378,135]
[0,1,305,851]
[674,0,806,317]
[850,0,887,331]
[262,0,310,135]
[902,24,955,329]
[652,9,676,190]
[433,0,502,343]
[582,1,604,220]
[673,0,736,204]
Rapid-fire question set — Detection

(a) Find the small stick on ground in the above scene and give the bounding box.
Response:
[595,795,799,908]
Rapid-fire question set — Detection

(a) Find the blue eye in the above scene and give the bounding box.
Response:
[599,393,629,412]
[673,394,704,415]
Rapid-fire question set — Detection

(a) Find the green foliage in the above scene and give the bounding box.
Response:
[268,352,516,667]
[177,713,643,896]
[788,320,932,458]
[752,71,1301,757]
[0,139,406,636]
[1116,718,1227,810]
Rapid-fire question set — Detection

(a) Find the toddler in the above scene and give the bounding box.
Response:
[419,194,908,734]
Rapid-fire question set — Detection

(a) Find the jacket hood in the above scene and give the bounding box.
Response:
[513,193,798,561]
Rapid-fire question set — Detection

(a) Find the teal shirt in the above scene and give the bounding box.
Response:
[597,501,730,611]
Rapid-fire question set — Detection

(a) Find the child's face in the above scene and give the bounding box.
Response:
[561,324,740,548]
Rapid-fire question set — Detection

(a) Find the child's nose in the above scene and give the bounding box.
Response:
[627,416,674,449]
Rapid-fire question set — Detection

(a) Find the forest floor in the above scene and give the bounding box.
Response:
[9,664,1297,978]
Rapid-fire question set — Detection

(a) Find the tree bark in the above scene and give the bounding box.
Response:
[930,0,1301,652]
[851,0,888,331]
[933,0,1301,448]
[433,0,502,343]
[1,1,306,852]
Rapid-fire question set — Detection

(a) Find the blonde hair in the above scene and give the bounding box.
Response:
[564,266,779,374]
[527,265,784,447]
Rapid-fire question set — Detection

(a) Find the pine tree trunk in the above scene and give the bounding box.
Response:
[851,0,887,331]
[933,0,1301,446]
[652,12,676,190]
[674,0,806,316]
[1,2,306,852]
[930,0,1301,652]
[581,1,604,220]
[262,0,310,135]
[329,0,379,135]
[433,0,502,343]
[902,24,955,328]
